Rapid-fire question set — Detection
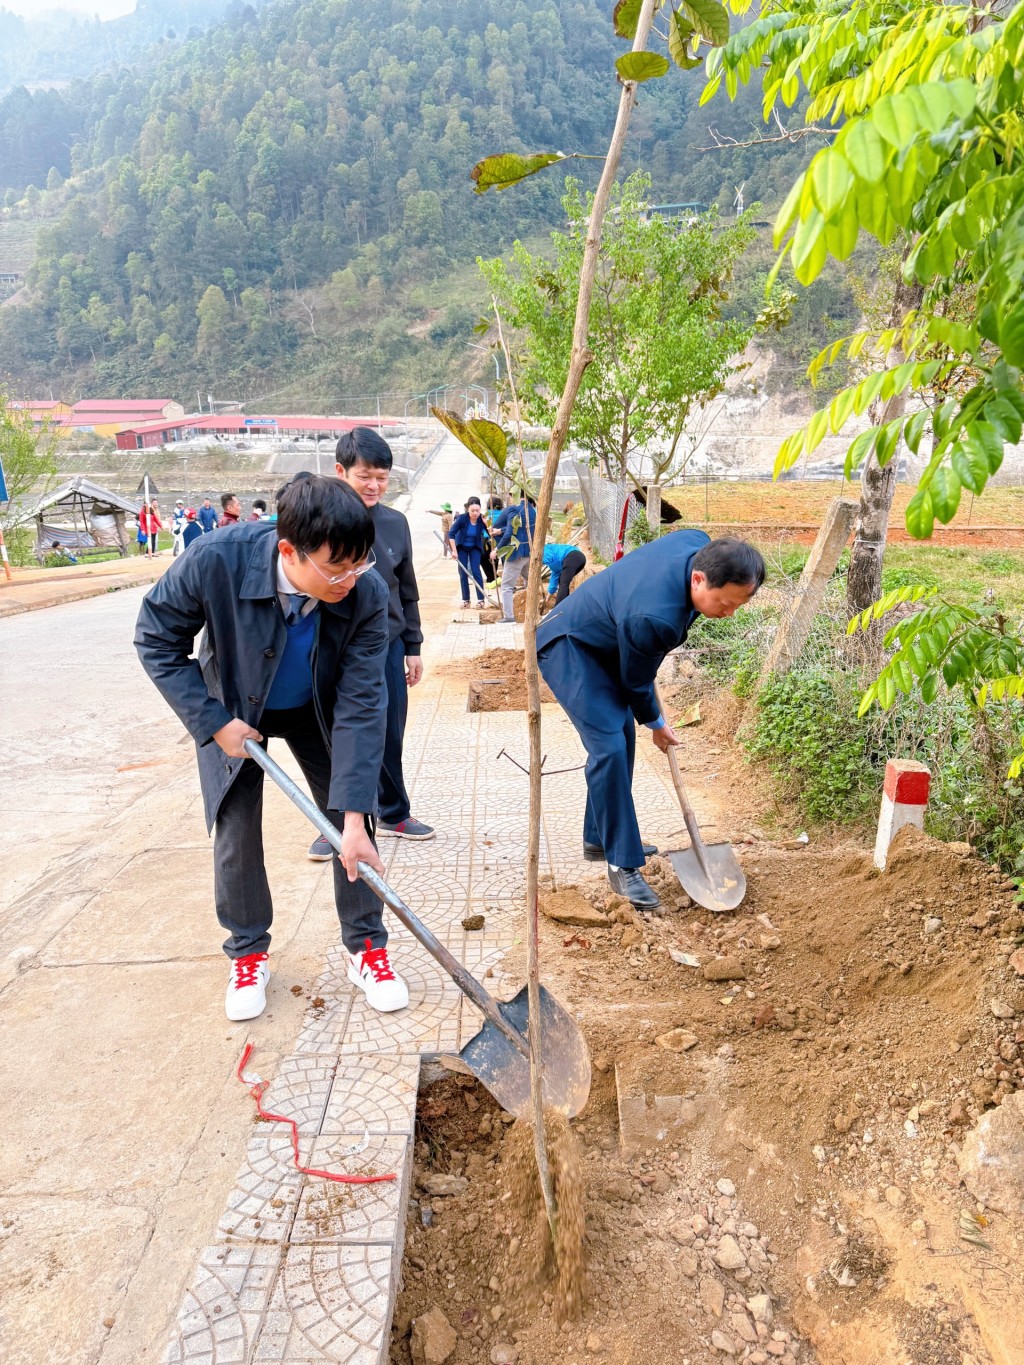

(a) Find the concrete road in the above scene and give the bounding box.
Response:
[0,437,485,1364]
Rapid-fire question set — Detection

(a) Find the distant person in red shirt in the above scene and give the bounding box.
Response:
[218,493,241,527]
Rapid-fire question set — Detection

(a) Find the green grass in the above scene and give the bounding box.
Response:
[880,544,1024,612]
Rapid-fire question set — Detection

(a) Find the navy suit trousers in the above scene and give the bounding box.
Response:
[538,636,644,869]
[214,703,386,957]
[378,635,412,824]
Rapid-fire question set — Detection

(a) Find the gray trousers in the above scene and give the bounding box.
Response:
[500,556,529,619]
[213,703,386,958]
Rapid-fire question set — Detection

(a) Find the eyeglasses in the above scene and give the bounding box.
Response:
[301,548,376,586]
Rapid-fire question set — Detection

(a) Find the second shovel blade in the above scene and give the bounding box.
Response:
[457,984,591,1120]
[667,843,746,913]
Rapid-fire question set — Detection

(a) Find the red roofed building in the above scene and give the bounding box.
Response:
[115,414,392,450]
[10,400,73,427]
[71,399,185,435]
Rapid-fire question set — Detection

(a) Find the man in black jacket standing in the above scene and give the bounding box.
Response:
[306,426,435,859]
[135,475,409,1022]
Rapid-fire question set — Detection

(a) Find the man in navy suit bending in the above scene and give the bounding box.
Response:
[537,533,765,909]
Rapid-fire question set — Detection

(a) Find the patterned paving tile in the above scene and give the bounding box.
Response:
[217,1136,308,1245]
[291,1135,410,1245]
[251,1243,396,1363]
[165,1243,281,1363]
[257,1056,337,1139]
[321,1057,419,1137]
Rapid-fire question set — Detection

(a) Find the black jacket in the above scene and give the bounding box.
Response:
[370,502,422,655]
[134,522,389,831]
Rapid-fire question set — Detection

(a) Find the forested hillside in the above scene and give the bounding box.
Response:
[0,0,828,406]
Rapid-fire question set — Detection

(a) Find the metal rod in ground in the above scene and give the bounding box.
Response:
[433,529,499,608]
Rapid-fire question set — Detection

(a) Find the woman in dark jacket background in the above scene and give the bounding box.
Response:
[448,497,488,606]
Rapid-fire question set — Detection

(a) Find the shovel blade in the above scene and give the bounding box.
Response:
[668,843,747,913]
[457,984,591,1120]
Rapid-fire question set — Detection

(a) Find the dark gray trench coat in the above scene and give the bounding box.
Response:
[134,521,388,831]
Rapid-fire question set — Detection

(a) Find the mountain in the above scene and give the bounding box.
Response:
[0,2,261,97]
[0,0,837,406]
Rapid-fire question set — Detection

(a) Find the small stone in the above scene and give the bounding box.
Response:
[620,924,644,949]
[462,914,485,931]
[910,1219,926,1236]
[716,1178,736,1196]
[730,1312,757,1344]
[703,956,746,982]
[991,998,1016,1020]
[410,1306,458,1365]
[700,1275,726,1317]
[711,1329,738,1355]
[714,1234,747,1271]
[759,935,782,951]
[959,1091,1024,1213]
[586,1334,604,1354]
[593,1053,610,1073]
[102,1317,115,1330]
[917,1098,940,1116]
[746,1294,773,1326]
[489,1345,519,1365]
[1010,948,1024,977]
[884,1186,905,1207]
[540,891,610,928]
[419,1173,469,1198]
[656,1028,699,1053]
[924,917,942,934]
[490,1306,504,1323]
[833,1113,853,1134]
[678,1250,700,1279]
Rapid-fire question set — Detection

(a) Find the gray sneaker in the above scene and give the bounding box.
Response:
[377,817,435,840]
[307,834,334,861]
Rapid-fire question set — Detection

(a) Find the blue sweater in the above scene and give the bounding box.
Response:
[264,609,316,709]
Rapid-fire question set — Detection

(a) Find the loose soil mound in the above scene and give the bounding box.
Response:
[454,648,555,712]
[393,826,1024,1365]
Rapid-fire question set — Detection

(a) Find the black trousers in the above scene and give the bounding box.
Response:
[378,635,412,825]
[553,549,586,604]
[213,703,386,958]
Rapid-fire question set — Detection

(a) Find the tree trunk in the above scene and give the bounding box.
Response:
[646,483,662,537]
[846,273,924,615]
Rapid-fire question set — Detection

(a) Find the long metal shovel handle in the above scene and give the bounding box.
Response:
[242,739,527,1057]
[653,684,714,882]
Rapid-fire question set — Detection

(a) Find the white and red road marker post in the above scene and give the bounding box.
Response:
[874,759,931,871]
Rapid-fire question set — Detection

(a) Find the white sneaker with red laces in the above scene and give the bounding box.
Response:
[346,939,409,1013]
[225,952,270,1021]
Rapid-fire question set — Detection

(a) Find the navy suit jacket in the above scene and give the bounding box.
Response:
[536,529,710,725]
[135,522,388,831]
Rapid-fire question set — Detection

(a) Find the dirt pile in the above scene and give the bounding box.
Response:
[454,649,555,712]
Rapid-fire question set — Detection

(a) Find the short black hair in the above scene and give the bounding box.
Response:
[276,474,374,564]
[487,495,503,510]
[221,492,236,510]
[466,496,481,508]
[691,537,766,590]
[336,426,393,471]
[275,469,314,502]
[252,499,267,513]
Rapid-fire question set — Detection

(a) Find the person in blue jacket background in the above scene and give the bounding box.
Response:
[537,533,764,909]
[448,497,488,606]
[491,493,537,622]
[542,541,586,605]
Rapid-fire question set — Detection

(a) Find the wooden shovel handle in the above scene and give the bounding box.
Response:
[653,684,712,879]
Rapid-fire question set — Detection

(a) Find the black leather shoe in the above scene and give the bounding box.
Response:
[607,866,660,909]
[585,841,657,863]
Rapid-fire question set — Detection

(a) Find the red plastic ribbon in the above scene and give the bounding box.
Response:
[236,1042,396,1185]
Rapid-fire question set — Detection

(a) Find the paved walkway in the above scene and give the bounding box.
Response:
[0,552,169,617]
[0,440,694,1365]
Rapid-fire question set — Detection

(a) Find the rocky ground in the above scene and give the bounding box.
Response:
[389,693,1024,1365]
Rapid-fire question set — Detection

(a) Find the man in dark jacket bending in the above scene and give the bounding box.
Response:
[134,475,409,1021]
[537,533,765,910]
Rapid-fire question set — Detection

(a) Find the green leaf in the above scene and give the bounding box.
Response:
[930,465,961,523]
[613,0,643,38]
[921,671,939,704]
[903,409,928,456]
[773,174,805,247]
[844,426,877,478]
[875,418,902,467]
[999,301,1024,367]
[616,51,671,82]
[824,209,860,261]
[668,11,701,68]
[429,409,508,471]
[952,444,986,495]
[841,120,888,183]
[873,91,924,153]
[809,150,854,220]
[680,0,730,46]
[471,152,565,194]
[984,398,1023,446]
[906,486,935,539]
[791,209,827,285]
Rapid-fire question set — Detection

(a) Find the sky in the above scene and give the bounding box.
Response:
[3,1,137,17]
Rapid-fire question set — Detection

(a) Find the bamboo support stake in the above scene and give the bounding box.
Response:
[522,0,660,1242]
